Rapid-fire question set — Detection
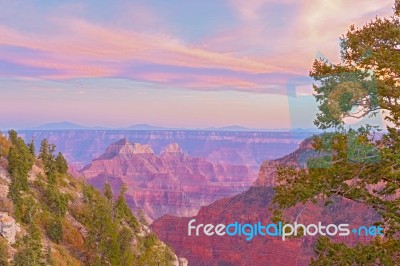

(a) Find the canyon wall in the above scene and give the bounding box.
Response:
[19,130,314,168]
[151,140,379,265]
[80,139,256,220]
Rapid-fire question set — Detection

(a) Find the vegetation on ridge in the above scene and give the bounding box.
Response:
[0,130,176,265]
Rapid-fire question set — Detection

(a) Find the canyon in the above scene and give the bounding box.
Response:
[151,140,380,265]
[20,129,363,265]
[18,130,315,222]
[19,130,315,169]
[80,138,256,220]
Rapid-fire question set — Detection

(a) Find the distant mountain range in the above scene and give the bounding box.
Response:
[24,121,320,132]
[126,124,177,130]
[29,121,100,130]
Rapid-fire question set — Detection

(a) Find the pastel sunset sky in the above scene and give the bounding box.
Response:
[0,0,394,129]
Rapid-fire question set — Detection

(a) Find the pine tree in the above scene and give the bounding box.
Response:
[0,237,9,266]
[38,139,50,165]
[104,182,113,202]
[14,222,45,266]
[47,216,63,244]
[39,139,56,173]
[55,152,68,175]
[115,184,139,229]
[273,2,400,264]
[45,183,68,217]
[0,132,11,157]
[28,139,35,157]
[7,131,34,204]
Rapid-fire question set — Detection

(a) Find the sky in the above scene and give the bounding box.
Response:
[0,0,394,129]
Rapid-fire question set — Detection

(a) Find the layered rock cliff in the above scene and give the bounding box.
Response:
[19,130,314,168]
[151,139,380,266]
[151,186,378,266]
[80,140,256,220]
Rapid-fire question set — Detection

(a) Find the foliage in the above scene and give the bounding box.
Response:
[79,183,175,265]
[273,2,400,265]
[7,130,35,202]
[0,132,11,157]
[55,152,68,176]
[115,184,139,229]
[311,237,400,266]
[2,132,176,265]
[28,139,35,157]
[38,139,67,183]
[14,222,46,266]
[0,237,10,266]
[38,139,54,172]
[104,182,113,202]
[46,216,63,244]
[60,218,85,256]
[136,233,176,266]
[15,195,38,225]
[311,2,400,129]
[82,184,121,265]
[45,184,69,217]
[49,245,81,266]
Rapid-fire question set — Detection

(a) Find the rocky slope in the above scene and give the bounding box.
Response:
[80,139,255,220]
[151,139,379,266]
[0,132,186,265]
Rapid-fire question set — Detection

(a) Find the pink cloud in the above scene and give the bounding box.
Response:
[228,0,295,22]
[0,18,285,79]
[133,72,260,89]
[0,0,395,92]
[212,0,394,73]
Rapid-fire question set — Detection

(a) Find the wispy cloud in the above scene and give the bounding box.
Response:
[0,0,394,93]
[0,17,283,77]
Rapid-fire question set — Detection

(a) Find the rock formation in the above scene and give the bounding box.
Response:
[19,130,314,168]
[163,143,183,153]
[151,139,380,265]
[0,212,20,244]
[98,138,154,159]
[81,140,256,220]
